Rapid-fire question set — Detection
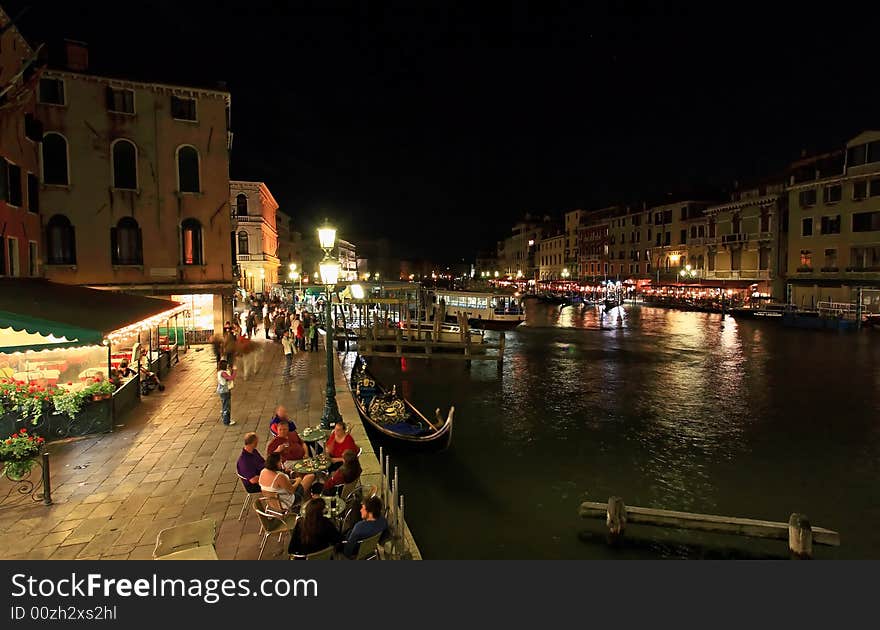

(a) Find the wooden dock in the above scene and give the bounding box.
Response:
[580,497,840,558]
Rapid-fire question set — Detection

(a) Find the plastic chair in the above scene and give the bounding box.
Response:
[254,497,298,560]
[153,519,218,560]
[290,545,336,561]
[237,473,261,521]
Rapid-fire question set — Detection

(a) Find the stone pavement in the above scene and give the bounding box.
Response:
[0,334,419,560]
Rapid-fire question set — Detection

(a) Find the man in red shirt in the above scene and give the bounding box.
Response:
[266,420,308,464]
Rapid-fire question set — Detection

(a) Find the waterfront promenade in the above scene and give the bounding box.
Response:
[0,336,420,560]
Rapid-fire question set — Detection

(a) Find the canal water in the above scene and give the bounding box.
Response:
[357,302,880,559]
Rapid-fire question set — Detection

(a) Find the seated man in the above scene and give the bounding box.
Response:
[269,405,297,436]
[343,496,388,559]
[265,421,308,466]
[236,432,265,492]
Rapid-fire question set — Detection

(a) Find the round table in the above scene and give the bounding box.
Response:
[286,455,332,476]
[300,427,330,456]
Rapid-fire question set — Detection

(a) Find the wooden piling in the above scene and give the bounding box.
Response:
[607,496,627,543]
[788,513,813,559]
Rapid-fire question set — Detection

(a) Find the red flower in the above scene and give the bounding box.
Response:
[19,428,27,434]
[67,382,73,386]
[36,437,45,443]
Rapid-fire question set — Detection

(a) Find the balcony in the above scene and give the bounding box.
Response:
[702,270,770,280]
[754,231,773,241]
[237,253,280,263]
[721,233,749,245]
[232,214,267,224]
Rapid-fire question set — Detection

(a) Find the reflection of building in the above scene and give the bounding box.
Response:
[230,181,279,294]
[0,9,43,279]
[34,42,234,335]
[337,239,357,281]
[786,132,880,307]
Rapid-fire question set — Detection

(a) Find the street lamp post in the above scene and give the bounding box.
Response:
[318,222,342,430]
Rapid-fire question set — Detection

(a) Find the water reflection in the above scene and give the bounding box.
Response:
[362,304,880,559]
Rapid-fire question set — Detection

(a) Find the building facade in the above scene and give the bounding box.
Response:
[538,231,565,281]
[786,132,880,307]
[648,200,711,282]
[564,209,584,278]
[607,208,651,279]
[34,49,234,334]
[577,206,619,281]
[337,238,357,281]
[498,214,548,280]
[230,181,279,294]
[0,9,42,279]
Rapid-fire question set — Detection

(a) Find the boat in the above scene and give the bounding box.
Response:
[398,321,486,345]
[728,303,788,320]
[432,290,525,330]
[603,297,621,311]
[349,356,454,449]
[782,302,859,331]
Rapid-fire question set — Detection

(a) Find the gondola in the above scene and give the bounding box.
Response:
[349,356,453,450]
[604,297,621,311]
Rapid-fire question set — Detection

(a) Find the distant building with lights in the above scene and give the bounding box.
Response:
[537,230,565,281]
[337,238,358,281]
[230,181,279,294]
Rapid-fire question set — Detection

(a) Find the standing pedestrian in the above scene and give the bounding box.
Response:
[290,313,302,351]
[263,304,270,339]
[282,331,295,377]
[309,319,319,352]
[216,360,237,426]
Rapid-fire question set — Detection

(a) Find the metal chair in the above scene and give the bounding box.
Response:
[254,497,298,560]
[350,531,382,561]
[290,545,336,561]
[237,473,261,521]
[153,519,218,560]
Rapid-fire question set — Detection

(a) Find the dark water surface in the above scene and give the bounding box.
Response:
[353,303,880,559]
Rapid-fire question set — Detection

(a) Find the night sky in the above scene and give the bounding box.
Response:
[8,1,879,261]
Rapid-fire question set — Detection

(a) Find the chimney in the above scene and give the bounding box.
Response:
[64,40,89,72]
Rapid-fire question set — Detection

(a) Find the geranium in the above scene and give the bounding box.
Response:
[0,428,42,480]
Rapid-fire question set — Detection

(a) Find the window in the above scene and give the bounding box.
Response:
[45,214,76,264]
[6,238,18,276]
[853,211,880,233]
[848,144,867,166]
[821,215,841,235]
[869,140,880,164]
[24,113,42,142]
[171,96,197,121]
[853,180,867,200]
[664,232,671,246]
[708,219,716,238]
[802,218,813,236]
[38,78,65,105]
[177,146,200,193]
[28,241,37,276]
[870,179,880,197]
[181,218,203,265]
[823,249,838,270]
[42,133,69,185]
[680,229,687,244]
[655,233,661,246]
[759,209,770,232]
[680,206,687,220]
[698,225,705,237]
[759,248,769,270]
[236,193,248,216]
[799,250,812,268]
[823,184,842,204]
[27,173,39,213]
[5,162,21,206]
[799,189,817,207]
[647,228,652,240]
[663,210,672,224]
[111,217,143,265]
[106,87,135,114]
[111,139,138,190]
[237,230,249,255]
[690,226,697,238]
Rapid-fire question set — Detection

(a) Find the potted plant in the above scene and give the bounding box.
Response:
[0,428,44,480]
[52,387,85,420]
[0,378,56,425]
[82,378,115,401]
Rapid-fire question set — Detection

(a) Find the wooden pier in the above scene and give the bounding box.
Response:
[580,497,840,558]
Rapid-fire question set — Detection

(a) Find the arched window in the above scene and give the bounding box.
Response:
[237,230,249,255]
[177,146,200,193]
[111,217,143,265]
[112,139,137,190]
[42,133,68,185]
[236,193,248,216]
[181,218,203,265]
[46,214,76,264]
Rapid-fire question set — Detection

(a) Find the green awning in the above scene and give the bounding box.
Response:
[0,279,184,353]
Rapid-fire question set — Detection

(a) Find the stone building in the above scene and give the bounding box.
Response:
[230,181,279,294]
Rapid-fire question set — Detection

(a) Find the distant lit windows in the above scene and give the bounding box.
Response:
[802,218,813,237]
[176,146,200,193]
[38,78,65,105]
[823,184,842,204]
[799,189,817,207]
[41,133,69,185]
[106,87,135,114]
[799,250,812,269]
[171,96,197,121]
[181,218,203,265]
[112,139,138,190]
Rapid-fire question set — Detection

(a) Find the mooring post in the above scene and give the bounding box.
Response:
[395,326,402,357]
[41,451,52,506]
[392,466,400,534]
[788,513,813,559]
[378,446,384,498]
[606,496,626,544]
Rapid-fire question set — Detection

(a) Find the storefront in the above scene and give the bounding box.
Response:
[0,279,187,441]
[170,293,225,344]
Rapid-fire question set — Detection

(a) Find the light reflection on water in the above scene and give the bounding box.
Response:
[361,303,880,559]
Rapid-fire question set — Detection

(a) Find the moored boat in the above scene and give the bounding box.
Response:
[349,356,454,449]
[433,290,524,330]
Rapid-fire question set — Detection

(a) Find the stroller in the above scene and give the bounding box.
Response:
[139,363,165,395]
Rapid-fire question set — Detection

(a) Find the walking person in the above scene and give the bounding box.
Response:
[309,319,319,352]
[290,313,302,351]
[216,360,237,427]
[282,331,295,378]
[295,317,306,352]
[263,305,271,339]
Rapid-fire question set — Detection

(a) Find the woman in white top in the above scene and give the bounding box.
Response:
[259,453,314,510]
[216,359,236,426]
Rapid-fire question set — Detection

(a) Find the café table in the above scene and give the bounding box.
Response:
[285,454,332,476]
[300,427,330,456]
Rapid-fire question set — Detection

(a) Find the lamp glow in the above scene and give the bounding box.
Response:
[319,259,340,285]
[318,224,337,249]
[350,284,365,299]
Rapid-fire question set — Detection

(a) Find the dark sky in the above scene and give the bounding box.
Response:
[8,1,879,261]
